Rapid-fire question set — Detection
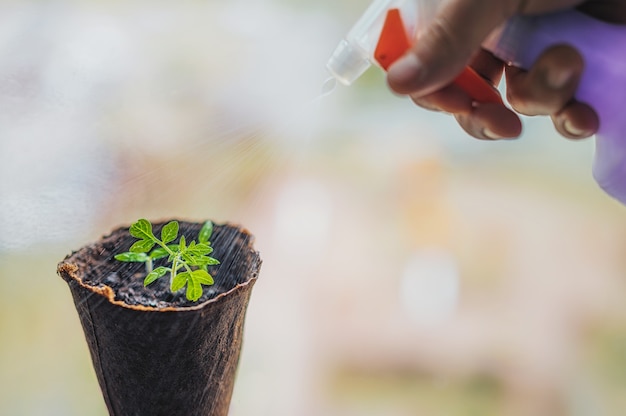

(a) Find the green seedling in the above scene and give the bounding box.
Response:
[115,219,220,302]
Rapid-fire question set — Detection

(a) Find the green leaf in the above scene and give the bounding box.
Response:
[186,243,213,256]
[190,256,220,267]
[161,221,179,244]
[198,221,213,244]
[149,247,169,260]
[192,269,214,286]
[186,277,203,301]
[114,252,149,262]
[179,235,187,252]
[171,271,189,292]
[129,219,155,241]
[144,267,169,286]
[130,239,155,253]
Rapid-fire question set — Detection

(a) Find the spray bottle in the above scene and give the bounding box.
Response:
[327,0,626,205]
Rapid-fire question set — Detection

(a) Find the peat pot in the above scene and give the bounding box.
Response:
[57,220,262,416]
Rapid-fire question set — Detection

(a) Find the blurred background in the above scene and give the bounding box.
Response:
[1,0,626,415]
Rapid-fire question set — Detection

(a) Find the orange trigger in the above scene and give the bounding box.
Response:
[374,9,411,70]
[453,68,503,104]
[374,8,502,104]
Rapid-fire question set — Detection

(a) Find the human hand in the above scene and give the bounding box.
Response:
[387,0,626,140]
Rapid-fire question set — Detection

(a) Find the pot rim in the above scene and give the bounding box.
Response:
[57,221,261,313]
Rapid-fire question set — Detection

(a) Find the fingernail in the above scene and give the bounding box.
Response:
[563,120,589,137]
[483,129,501,140]
[546,67,574,90]
[388,53,423,87]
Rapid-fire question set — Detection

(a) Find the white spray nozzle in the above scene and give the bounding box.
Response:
[327,0,437,86]
[327,39,371,86]
[326,0,410,86]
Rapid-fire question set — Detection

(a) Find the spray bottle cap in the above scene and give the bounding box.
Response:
[327,0,437,86]
[326,39,371,86]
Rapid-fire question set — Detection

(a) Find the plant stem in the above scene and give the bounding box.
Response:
[170,257,179,288]
[155,239,176,256]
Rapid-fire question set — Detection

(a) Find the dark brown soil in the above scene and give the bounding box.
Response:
[63,220,259,308]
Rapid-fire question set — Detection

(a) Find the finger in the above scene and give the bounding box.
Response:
[387,0,589,97]
[387,0,513,96]
[469,50,506,86]
[505,44,584,116]
[411,83,473,114]
[455,102,522,140]
[409,49,505,113]
[551,101,599,139]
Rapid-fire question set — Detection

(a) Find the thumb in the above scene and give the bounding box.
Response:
[387,0,513,96]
